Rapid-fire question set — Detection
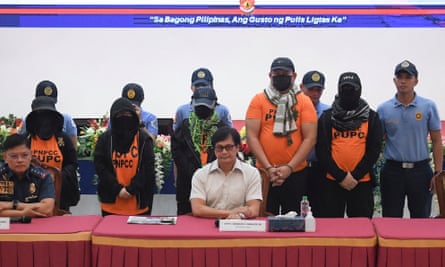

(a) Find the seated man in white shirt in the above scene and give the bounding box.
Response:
[190,127,262,219]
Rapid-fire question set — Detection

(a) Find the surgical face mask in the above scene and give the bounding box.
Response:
[194,105,213,119]
[272,75,292,92]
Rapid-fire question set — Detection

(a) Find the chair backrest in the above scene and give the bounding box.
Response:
[31,157,70,216]
[435,171,445,218]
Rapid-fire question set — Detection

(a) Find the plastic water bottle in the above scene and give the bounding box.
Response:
[305,207,316,232]
[300,195,310,218]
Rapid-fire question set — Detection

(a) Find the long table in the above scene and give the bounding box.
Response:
[92,215,376,267]
[373,218,445,267]
[0,215,102,267]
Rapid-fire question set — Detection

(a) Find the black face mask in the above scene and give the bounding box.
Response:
[339,85,361,110]
[111,115,138,153]
[37,117,55,140]
[272,75,292,92]
[194,106,213,119]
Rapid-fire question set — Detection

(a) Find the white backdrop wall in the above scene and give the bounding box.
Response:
[1,27,444,120]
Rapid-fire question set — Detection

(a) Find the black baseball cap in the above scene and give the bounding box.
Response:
[270,57,295,72]
[395,60,418,77]
[122,83,144,106]
[35,80,58,103]
[338,72,361,91]
[191,86,217,109]
[302,71,325,89]
[191,68,213,87]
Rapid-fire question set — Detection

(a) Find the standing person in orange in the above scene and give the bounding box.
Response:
[316,72,383,218]
[94,97,155,216]
[25,96,79,212]
[246,57,317,216]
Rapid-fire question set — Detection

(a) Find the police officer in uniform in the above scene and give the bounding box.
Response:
[0,134,55,217]
[300,70,330,217]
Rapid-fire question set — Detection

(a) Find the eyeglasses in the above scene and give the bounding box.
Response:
[7,152,31,161]
[214,144,236,152]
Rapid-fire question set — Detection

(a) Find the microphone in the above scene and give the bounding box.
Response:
[10,216,32,223]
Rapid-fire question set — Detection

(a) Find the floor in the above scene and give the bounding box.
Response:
[70,193,440,218]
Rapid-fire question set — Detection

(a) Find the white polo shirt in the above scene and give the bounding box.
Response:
[190,159,262,211]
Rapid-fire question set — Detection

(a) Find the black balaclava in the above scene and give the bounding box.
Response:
[36,111,58,140]
[110,98,139,153]
[339,84,361,110]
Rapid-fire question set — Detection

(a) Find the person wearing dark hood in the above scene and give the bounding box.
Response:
[108,83,158,141]
[21,80,78,149]
[94,97,155,216]
[172,86,228,215]
[25,96,79,212]
[316,72,383,218]
[245,57,317,216]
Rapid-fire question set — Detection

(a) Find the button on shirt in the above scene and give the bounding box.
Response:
[189,159,262,210]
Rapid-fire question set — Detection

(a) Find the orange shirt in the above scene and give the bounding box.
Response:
[102,133,148,215]
[327,122,371,182]
[246,91,317,172]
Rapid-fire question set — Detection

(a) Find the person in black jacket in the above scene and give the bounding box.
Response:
[94,97,155,216]
[172,86,228,215]
[25,96,79,212]
[316,72,383,218]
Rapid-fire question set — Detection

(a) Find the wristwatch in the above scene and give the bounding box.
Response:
[12,199,18,210]
[238,212,247,219]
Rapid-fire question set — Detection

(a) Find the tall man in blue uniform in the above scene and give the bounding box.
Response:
[377,60,443,218]
[300,70,330,217]
[173,67,232,131]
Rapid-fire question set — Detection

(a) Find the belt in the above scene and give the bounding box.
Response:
[386,159,430,169]
[307,161,319,168]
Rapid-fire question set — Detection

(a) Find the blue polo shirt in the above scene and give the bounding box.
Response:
[377,93,441,162]
[141,110,158,136]
[173,103,232,131]
[307,101,330,162]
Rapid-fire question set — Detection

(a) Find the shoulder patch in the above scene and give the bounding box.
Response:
[0,165,7,175]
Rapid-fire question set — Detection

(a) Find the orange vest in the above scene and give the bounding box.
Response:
[101,133,148,215]
[327,122,371,182]
[30,136,63,170]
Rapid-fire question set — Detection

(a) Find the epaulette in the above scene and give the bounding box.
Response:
[0,164,7,175]
[29,166,48,179]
